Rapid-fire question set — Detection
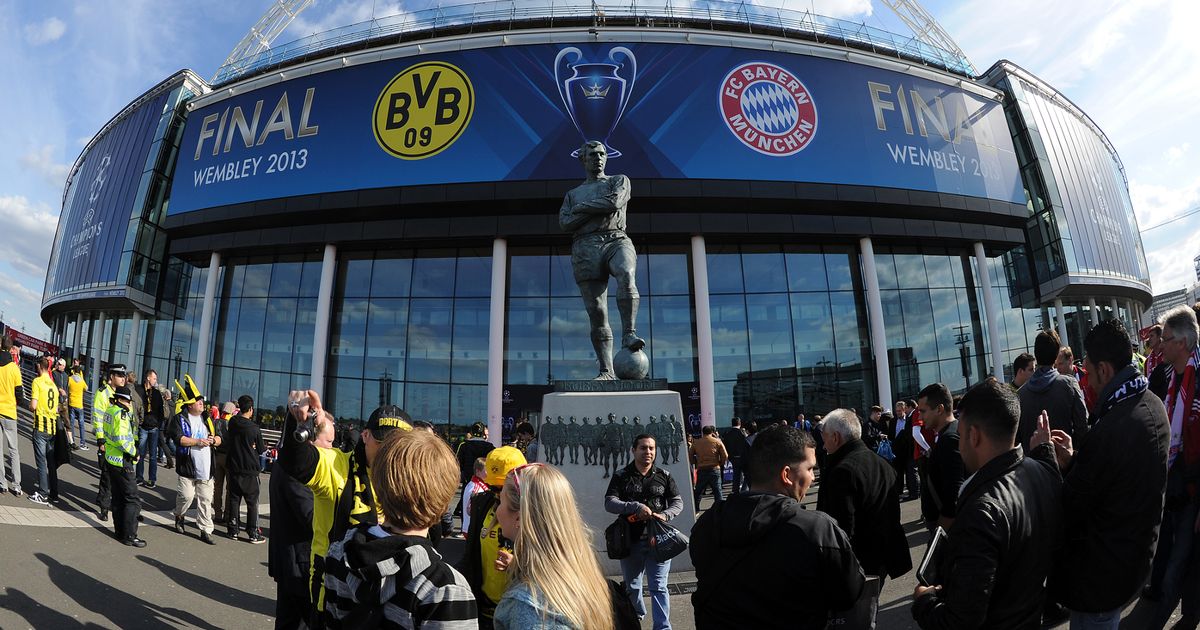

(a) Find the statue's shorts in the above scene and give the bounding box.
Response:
[571,231,636,285]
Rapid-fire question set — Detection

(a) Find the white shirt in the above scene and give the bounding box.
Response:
[187,413,212,480]
[1168,383,1186,469]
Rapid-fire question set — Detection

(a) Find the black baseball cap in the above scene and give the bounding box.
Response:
[364,405,413,439]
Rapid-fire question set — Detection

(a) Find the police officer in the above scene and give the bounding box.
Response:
[105,385,144,547]
[93,364,127,521]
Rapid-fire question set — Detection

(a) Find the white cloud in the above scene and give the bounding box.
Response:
[19,145,72,193]
[0,196,58,279]
[23,16,66,45]
[1165,142,1190,165]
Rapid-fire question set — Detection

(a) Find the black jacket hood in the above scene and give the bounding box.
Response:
[696,491,802,550]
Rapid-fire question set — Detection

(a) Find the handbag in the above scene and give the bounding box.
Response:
[647,518,689,562]
[826,575,880,629]
[605,515,633,560]
[875,438,895,462]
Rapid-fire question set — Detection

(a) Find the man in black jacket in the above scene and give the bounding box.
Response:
[891,400,919,501]
[817,409,910,628]
[912,378,1064,629]
[917,383,964,532]
[269,457,314,629]
[1032,319,1169,628]
[721,417,749,494]
[820,410,910,559]
[1015,329,1088,449]
[226,395,266,543]
[134,369,165,488]
[691,425,864,630]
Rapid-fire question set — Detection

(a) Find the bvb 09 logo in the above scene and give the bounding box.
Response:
[373,61,474,160]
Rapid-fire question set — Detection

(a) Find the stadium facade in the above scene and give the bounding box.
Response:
[41,1,1152,435]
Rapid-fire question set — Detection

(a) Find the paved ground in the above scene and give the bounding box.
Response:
[0,417,1185,628]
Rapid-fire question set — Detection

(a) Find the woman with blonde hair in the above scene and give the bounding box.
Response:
[493,463,615,630]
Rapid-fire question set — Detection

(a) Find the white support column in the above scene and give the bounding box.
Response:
[860,237,893,410]
[691,235,717,428]
[1126,300,1136,331]
[73,312,83,358]
[1110,298,1120,324]
[1054,299,1070,347]
[487,238,508,446]
[1088,298,1099,328]
[195,252,222,393]
[310,244,337,399]
[91,312,107,397]
[973,242,1005,380]
[127,311,142,371]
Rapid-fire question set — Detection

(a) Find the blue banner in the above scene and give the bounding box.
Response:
[46,92,168,298]
[169,42,1022,215]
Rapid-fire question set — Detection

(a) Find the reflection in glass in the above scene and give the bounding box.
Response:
[710,294,750,381]
[785,251,828,292]
[329,298,369,380]
[365,299,408,384]
[407,299,453,383]
[707,248,744,294]
[405,382,450,424]
[506,297,549,385]
[649,295,695,382]
[742,249,788,293]
[371,255,413,298]
[746,293,792,373]
[412,254,457,298]
[452,298,489,384]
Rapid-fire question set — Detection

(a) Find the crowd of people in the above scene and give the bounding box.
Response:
[0,302,1196,629]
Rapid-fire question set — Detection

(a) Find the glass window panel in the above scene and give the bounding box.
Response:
[649,295,695,382]
[742,249,788,293]
[930,289,966,362]
[550,250,579,297]
[509,254,550,297]
[950,254,967,288]
[647,251,689,295]
[242,262,273,297]
[230,368,261,405]
[450,384,487,426]
[874,254,898,290]
[412,252,457,298]
[328,298,369,380]
[880,290,906,353]
[798,370,838,416]
[455,254,492,298]
[328,377,366,424]
[825,250,855,292]
[746,293,793,373]
[226,263,247,299]
[364,299,408,383]
[900,290,937,364]
[940,358,970,393]
[293,303,316,374]
[925,255,955,288]
[918,361,942,391]
[269,259,303,298]
[785,251,828,292]
[337,256,373,299]
[258,371,287,428]
[791,293,835,372]
[830,291,868,369]
[262,299,298,373]
[710,294,750,381]
[407,299,453,382]
[235,298,268,373]
[212,365,233,405]
[371,253,413,298]
[707,248,744,294]
[550,298,595,380]
[368,377,403,414]
[894,255,928,290]
[835,369,871,412]
[405,382,449,425]
[714,381,736,431]
[506,297,550,385]
[452,298,490,384]
[298,258,323,298]
[214,296,240,367]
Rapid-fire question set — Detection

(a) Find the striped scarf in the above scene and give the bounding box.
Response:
[1164,349,1200,476]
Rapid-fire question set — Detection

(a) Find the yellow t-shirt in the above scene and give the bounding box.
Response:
[479,503,511,610]
[306,446,383,609]
[68,375,87,409]
[31,374,58,434]
[0,362,20,419]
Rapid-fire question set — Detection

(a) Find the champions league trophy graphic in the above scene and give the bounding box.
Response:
[554,46,637,158]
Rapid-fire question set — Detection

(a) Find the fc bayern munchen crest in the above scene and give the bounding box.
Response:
[719,61,817,157]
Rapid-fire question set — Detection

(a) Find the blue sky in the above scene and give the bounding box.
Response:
[1,0,1195,340]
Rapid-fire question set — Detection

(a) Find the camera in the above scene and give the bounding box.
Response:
[293,406,319,442]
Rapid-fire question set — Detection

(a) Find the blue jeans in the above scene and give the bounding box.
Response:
[621,537,671,630]
[1149,501,1200,629]
[69,407,86,445]
[694,468,723,510]
[136,429,159,483]
[32,431,57,498]
[1069,608,1121,629]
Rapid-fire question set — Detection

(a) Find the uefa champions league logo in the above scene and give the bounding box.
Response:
[554,46,637,157]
